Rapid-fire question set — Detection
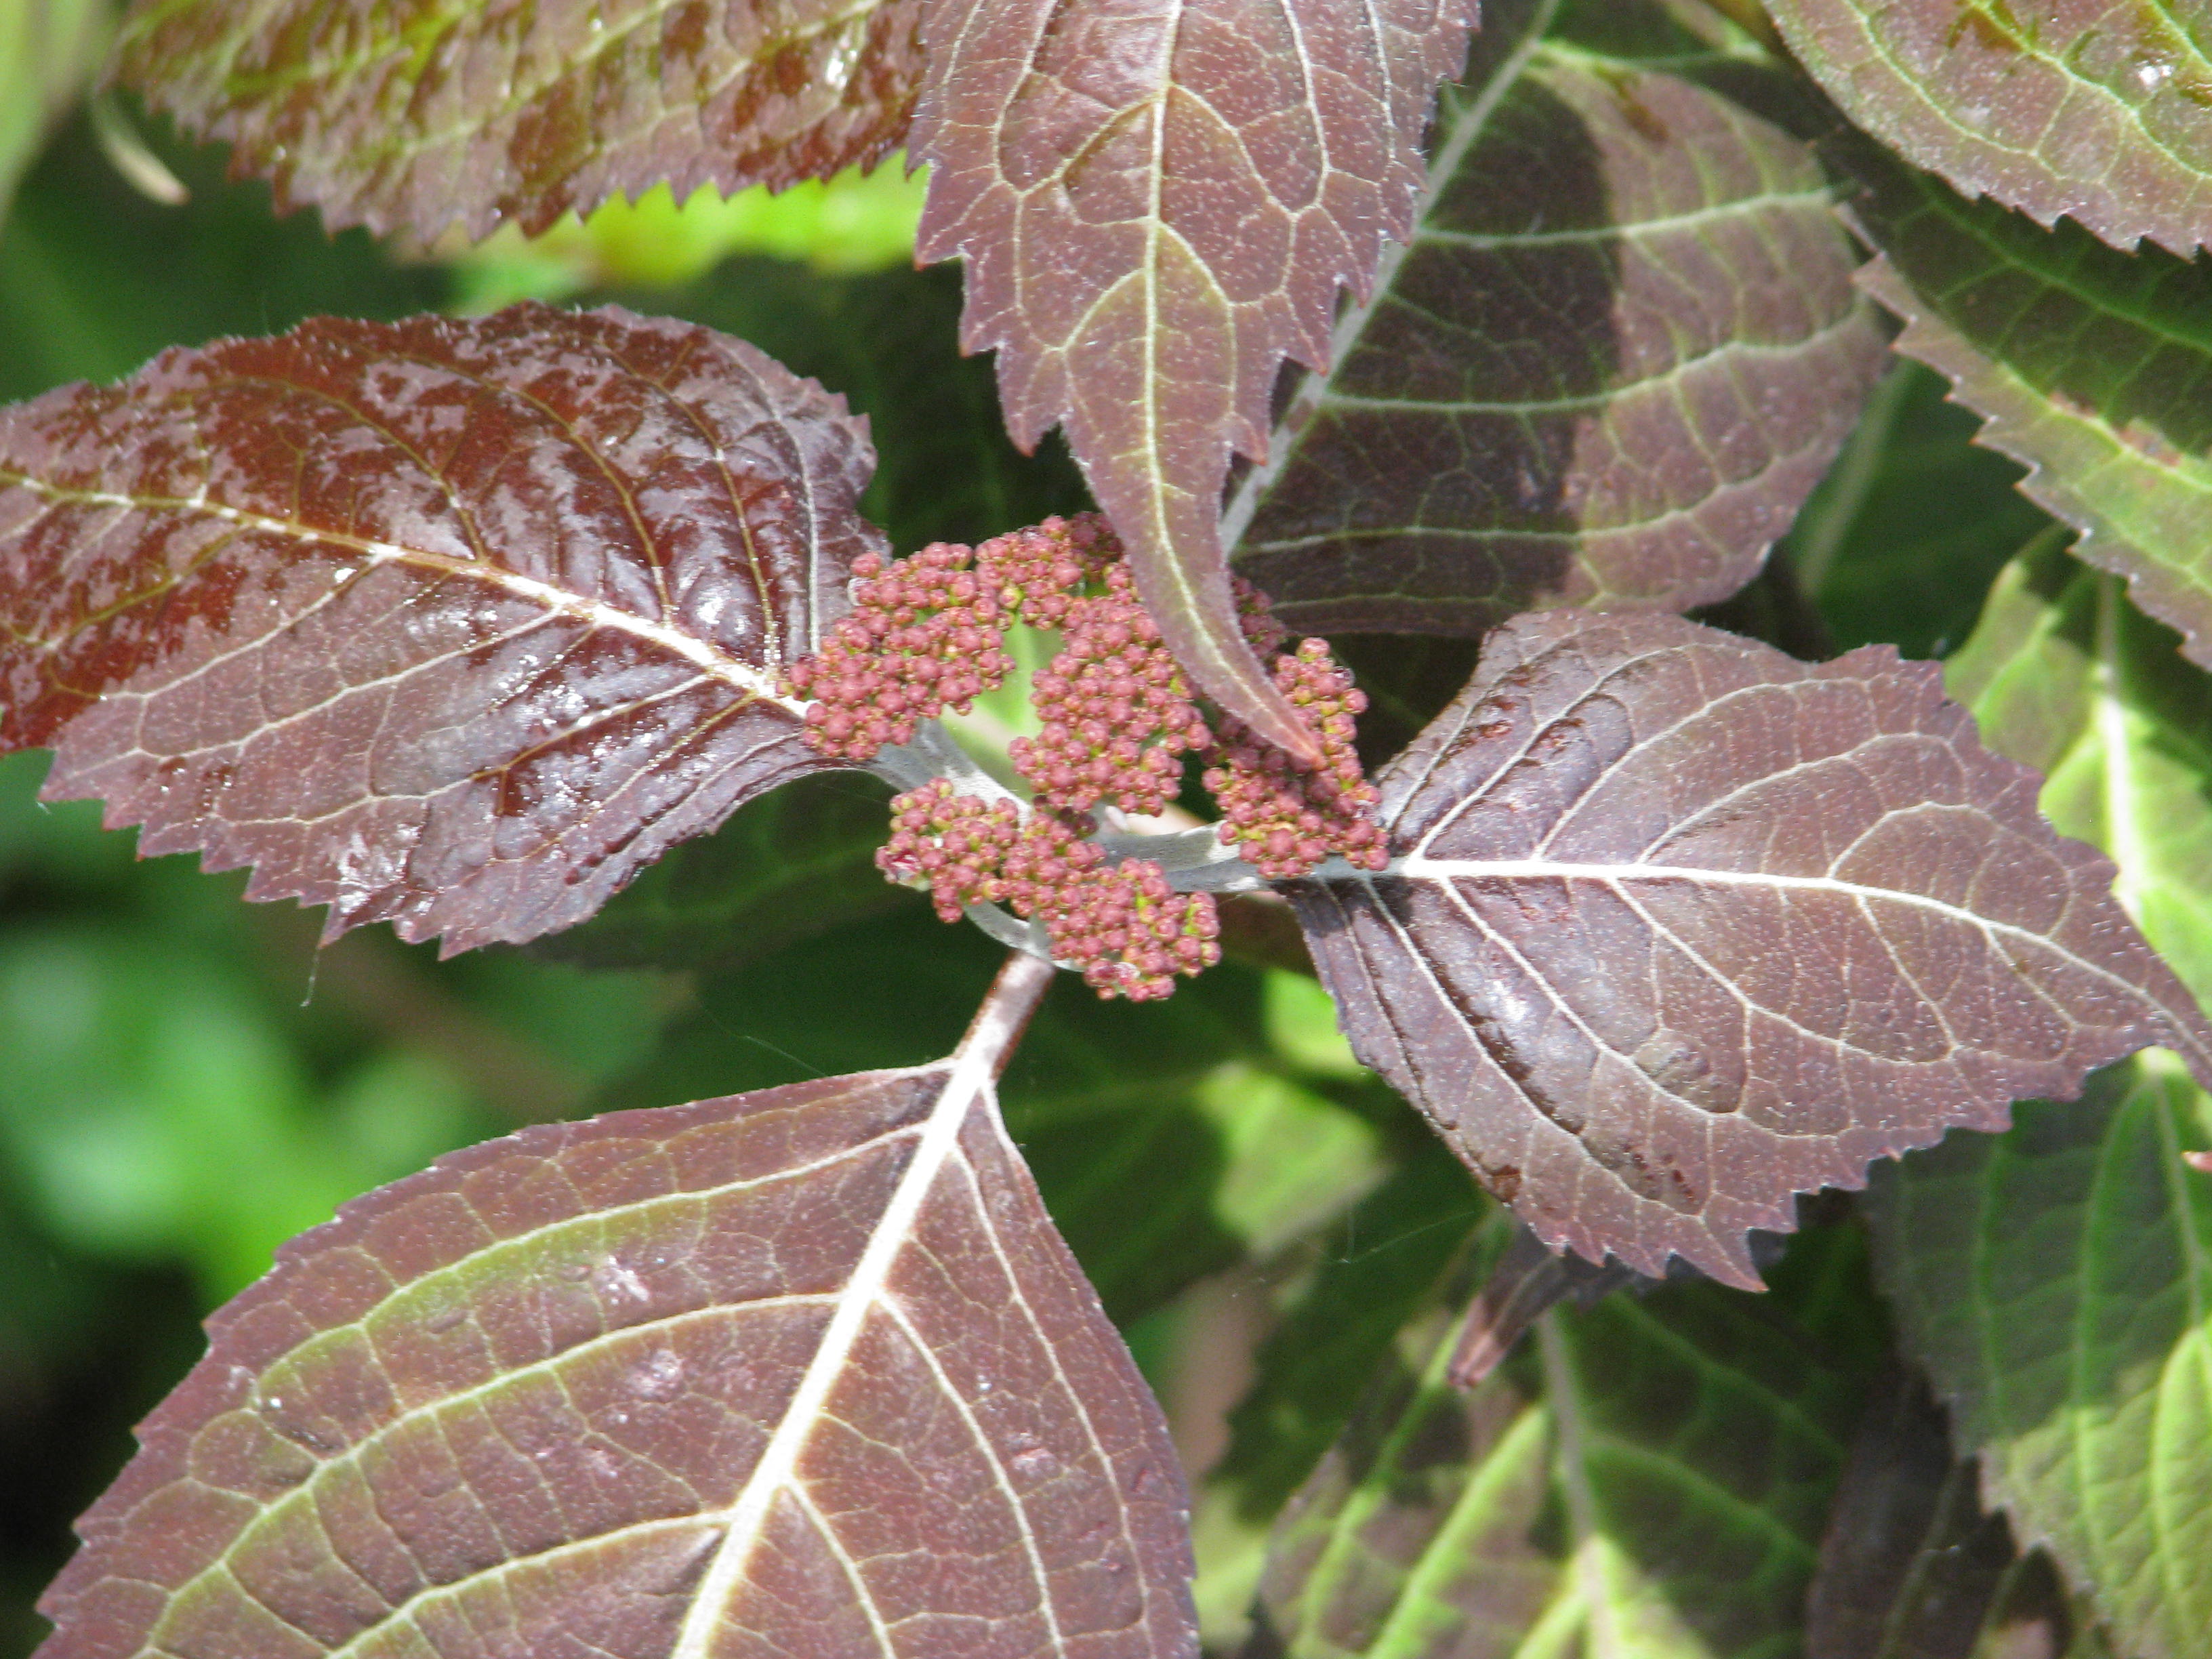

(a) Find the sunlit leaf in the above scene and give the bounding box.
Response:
[1783,359,2055,659]
[1804,1370,2108,1659]
[1243,1221,1877,1658]
[909,0,1479,754]
[1225,0,1889,636]
[110,0,926,241]
[1288,609,2212,1285]
[1845,149,2212,674]
[1766,0,2212,255]
[35,953,1203,1659]
[1946,531,2212,1006]
[1865,1050,2212,1658]
[0,304,882,953]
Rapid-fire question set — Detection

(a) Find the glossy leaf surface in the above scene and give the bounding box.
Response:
[110,0,926,241]
[1766,0,2212,255]
[909,0,1479,754]
[1804,1371,2102,1659]
[1225,0,1889,637]
[0,304,880,953]
[1847,152,2212,674]
[1866,1050,2212,1658]
[1288,610,2212,1285]
[37,953,1201,1659]
[1244,1223,1877,1658]
[1947,532,2212,1007]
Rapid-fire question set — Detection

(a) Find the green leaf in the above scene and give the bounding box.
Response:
[1846,149,2212,675]
[1242,1221,1881,1658]
[110,0,925,241]
[0,0,104,224]
[1767,0,2212,255]
[1783,359,2057,659]
[1946,532,2212,1006]
[1865,1051,2212,1658]
[1224,0,1889,637]
[531,775,905,975]
[623,255,1088,556]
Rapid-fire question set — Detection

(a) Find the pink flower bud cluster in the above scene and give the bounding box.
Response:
[787,512,1387,998]
[1204,638,1389,880]
[1009,560,1210,816]
[878,781,1221,1000]
[783,545,1015,759]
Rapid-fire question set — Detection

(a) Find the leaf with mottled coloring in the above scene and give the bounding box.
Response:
[35,951,1202,1659]
[0,304,882,954]
[1845,149,2212,674]
[1947,530,2212,1007]
[1805,1370,2109,1659]
[110,0,926,241]
[1865,1050,2212,1659]
[1286,609,2212,1285]
[1765,0,2212,255]
[1242,1220,1877,1658]
[909,0,1479,755]
[1224,0,1889,637]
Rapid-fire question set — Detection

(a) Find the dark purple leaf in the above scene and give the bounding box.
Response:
[1286,610,2212,1286]
[1806,1370,2099,1659]
[1765,0,2212,255]
[110,0,926,241]
[0,303,882,953]
[909,0,1479,756]
[36,951,1200,1659]
[1226,0,1889,637]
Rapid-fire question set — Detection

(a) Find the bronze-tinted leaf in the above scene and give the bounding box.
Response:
[36,951,1200,1659]
[1765,0,2212,255]
[110,0,926,241]
[1286,610,2212,1286]
[909,0,1479,756]
[1225,0,1890,637]
[0,303,881,953]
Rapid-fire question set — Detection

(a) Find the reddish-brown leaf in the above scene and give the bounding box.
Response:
[1287,611,2212,1286]
[0,303,882,952]
[36,951,1198,1659]
[110,0,927,241]
[909,0,1479,756]
[1225,0,1891,638]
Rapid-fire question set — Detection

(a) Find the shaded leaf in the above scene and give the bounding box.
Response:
[1766,0,2212,255]
[1865,1050,2212,1658]
[609,255,1089,556]
[531,774,905,973]
[1947,531,2212,1007]
[1805,1370,2104,1659]
[596,903,1398,1326]
[0,303,880,954]
[110,0,926,241]
[909,0,1479,754]
[1783,359,2055,659]
[1243,1221,1877,1658]
[1286,609,2212,1285]
[1225,0,1889,637]
[1846,150,2212,674]
[0,0,106,223]
[36,951,1203,1659]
